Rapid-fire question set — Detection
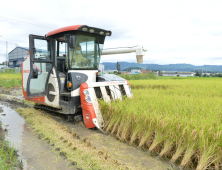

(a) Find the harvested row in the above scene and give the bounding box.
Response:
[99,78,222,170]
[16,108,136,170]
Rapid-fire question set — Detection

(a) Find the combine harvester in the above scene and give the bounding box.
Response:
[22,25,146,133]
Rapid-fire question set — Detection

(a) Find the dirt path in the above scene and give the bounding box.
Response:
[0,88,176,170]
[52,116,172,170]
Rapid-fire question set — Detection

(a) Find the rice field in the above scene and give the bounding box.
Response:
[99,77,222,170]
[0,73,22,88]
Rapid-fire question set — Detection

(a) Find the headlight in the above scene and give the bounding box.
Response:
[106,32,110,36]
[83,89,89,96]
[89,29,94,33]
[85,95,92,103]
[82,27,88,31]
[99,31,104,35]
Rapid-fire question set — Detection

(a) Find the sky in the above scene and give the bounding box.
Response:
[0,0,222,65]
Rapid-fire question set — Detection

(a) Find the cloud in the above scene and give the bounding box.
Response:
[0,0,222,66]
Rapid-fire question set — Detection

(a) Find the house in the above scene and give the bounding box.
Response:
[141,69,152,74]
[161,71,194,77]
[8,46,29,68]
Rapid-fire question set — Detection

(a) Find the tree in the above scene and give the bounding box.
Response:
[195,71,200,77]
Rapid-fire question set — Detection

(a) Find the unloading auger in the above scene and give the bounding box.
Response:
[22,25,146,133]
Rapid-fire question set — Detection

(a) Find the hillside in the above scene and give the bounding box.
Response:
[101,62,222,72]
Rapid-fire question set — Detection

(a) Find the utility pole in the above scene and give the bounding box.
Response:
[6,41,8,66]
[1,35,18,66]
[1,36,9,66]
[117,61,120,72]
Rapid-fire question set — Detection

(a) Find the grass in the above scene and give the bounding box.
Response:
[0,72,22,88]
[15,107,138,170]
[0,124,20,170]
[99,77,222,169]
[0,141,20,170]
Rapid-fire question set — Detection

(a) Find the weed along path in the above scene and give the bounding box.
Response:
[0,90,173,169]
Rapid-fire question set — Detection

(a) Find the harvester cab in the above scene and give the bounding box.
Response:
[22,25,145,133]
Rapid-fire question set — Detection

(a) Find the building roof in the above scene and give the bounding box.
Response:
[8,46,29,54]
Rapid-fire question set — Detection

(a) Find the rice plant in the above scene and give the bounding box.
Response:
[99,78,222,169]
[119,72,156,80]
[0,72,22,88]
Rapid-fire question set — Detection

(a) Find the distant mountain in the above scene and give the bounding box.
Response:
[101,62,222,72]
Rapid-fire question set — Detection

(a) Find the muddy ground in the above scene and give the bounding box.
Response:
[0,87,176,170]
[0,102,79,170]
[0,105,22,169]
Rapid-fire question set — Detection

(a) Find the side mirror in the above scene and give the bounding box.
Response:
[69,36,75,48]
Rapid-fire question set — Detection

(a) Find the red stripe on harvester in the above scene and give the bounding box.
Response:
[23,70,30,73]
[33,64,41,72]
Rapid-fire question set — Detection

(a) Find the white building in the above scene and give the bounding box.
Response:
[162,71,194,77]
[131,69,141,74]
[203,73,211,76]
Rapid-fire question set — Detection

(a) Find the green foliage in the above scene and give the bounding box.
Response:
[211,73,222,77]
[0,140,19,169]
[99,78,222,169]
[195,71,201,77]
[119,72,156,80]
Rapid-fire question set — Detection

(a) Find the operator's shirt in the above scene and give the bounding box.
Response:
[70,51,87,64]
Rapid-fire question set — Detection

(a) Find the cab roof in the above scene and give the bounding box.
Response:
[46,25,112,37]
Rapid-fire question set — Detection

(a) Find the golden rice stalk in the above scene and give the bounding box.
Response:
[111,117,122,135]
[214,160,219,170]
[180,141,198,167]
[130,125,143,145]
[171,144,186,163]
[138,130,153,147]
[116,118,126,139]
[196,144,218,170]
[148,132,167,152]
[103,119,111,129]
[130,118,147,145]
[159,139,174,157]
[120,120,132,142]
[105,117,117,133]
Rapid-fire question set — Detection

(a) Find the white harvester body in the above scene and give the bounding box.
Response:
[22,25,144,132]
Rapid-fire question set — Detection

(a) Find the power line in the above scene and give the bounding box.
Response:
[0,15,55,29]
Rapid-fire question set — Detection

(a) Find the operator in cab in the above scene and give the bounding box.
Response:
[70,44,91,68]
